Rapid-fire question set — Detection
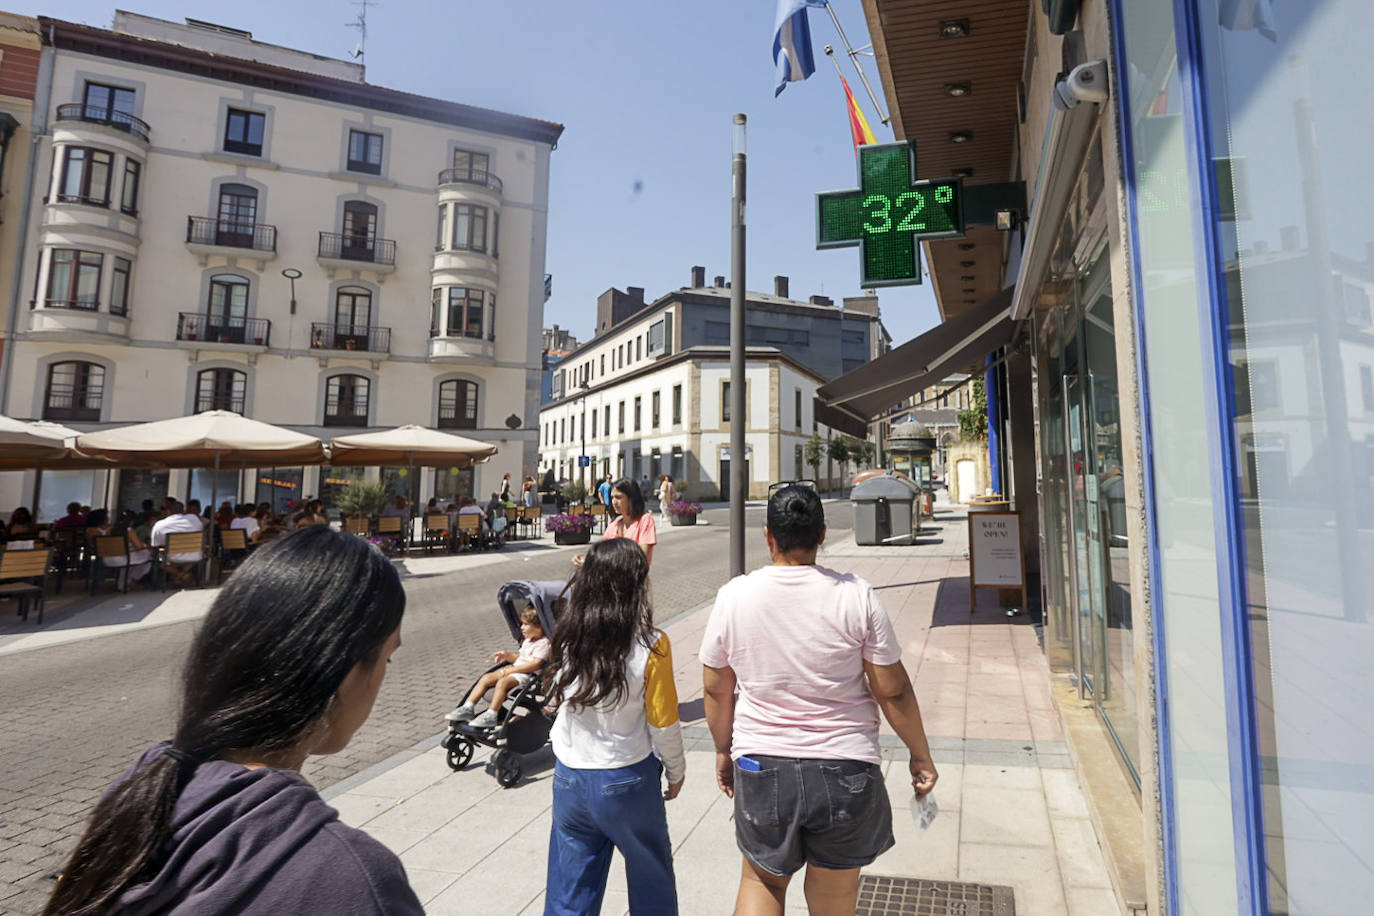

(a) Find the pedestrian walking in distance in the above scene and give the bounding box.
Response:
[702,485,938,915]
[545,537,685,915]
[43,527,422,916]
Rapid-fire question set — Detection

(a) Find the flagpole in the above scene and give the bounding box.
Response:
[822,1,890,126]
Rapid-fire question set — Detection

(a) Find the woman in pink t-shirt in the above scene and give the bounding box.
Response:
[599,477,657,566]
[701,485,937,915]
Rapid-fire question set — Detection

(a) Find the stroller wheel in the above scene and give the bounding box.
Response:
[493,749,522,788]
[446,736,475,771]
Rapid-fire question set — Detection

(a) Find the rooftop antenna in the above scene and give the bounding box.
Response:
[345,0,377,68]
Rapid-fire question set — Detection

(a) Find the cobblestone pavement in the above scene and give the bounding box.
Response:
[0,500,853,914]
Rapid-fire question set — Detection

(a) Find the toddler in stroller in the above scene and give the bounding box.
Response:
[447,604,550,728]
[442,580,565,787]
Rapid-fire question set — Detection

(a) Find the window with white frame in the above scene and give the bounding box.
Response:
[45,249,102,310]
[57,147,113,206]
[347,129,383,174]
[438,379,478,429]
[44,361,104,421]
[324,375,369,426]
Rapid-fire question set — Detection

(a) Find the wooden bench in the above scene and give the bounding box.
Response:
[0,547,52,624]
[344,517,371,536]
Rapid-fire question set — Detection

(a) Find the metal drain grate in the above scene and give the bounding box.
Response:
[856,875,1016,916]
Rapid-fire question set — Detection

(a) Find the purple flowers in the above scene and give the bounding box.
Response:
[667,500,703,517]
[544,513,594,533]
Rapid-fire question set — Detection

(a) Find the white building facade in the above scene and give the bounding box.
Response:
[0,12,561,517]
[539,346,837,501]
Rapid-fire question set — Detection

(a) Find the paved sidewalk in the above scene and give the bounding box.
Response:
[324,506,1122,915]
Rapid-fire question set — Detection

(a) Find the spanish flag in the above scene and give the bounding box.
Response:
[841,73,877,151]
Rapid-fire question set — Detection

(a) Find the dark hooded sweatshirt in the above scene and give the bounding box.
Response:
[110,744,424,915]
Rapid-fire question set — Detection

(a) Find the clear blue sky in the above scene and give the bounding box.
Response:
[18,0,942,345]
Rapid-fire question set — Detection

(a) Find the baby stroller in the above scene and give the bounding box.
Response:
[442,579,565,787]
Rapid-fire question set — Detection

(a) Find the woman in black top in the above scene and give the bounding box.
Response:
[45,527,422,916]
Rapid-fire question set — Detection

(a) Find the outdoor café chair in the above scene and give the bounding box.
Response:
[456,513,481,550]
[159,531,206,591]
[88,535,133,595]
[521,505,543,538]
[587,502,607,533]
[376,515,406,553]
[218,527,251,582]
[504,506,520,539]
[422,514,450,554]
[0,547,52,624]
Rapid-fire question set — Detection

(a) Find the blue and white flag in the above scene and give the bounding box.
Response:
[774,0,828,97]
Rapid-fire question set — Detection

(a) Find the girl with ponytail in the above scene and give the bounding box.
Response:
[44,526,421,916]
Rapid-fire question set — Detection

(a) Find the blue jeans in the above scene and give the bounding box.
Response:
[545,755,678,915]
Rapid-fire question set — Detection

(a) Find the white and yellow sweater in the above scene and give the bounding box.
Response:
[549,628,686,784]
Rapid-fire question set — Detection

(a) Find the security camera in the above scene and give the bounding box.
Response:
[1052,59,1108,110]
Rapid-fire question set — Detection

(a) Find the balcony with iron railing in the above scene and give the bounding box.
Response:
[175,313,271,348]
[185,216,278,264]
[323,406,369,428]
[317,232,397,274]
[437,165,503,194]
[55,103,151,143]
[194,396,245,415]
[309,322,391,354]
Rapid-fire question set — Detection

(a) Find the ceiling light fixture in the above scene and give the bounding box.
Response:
[945,82,972,97]
[948,131,973,144]
[962,288,976,294]
[952,167,974,179]
[959,260,976,268]
[939,19,970,38]
[957,243,976,251]
[961,275,975,281]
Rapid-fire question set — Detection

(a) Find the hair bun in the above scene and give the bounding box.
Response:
[787,497,807,515]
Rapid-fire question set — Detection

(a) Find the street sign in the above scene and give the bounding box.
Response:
[577,455,590,468]
[816,141,964,287]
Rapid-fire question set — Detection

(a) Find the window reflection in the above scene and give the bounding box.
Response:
[1201,0,1374,910]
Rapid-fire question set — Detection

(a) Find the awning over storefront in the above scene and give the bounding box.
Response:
[816,286,1017,437]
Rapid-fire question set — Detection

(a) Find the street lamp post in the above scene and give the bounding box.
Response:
[577,380,589,494]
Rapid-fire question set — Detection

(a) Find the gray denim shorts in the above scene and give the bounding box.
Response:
[732,755,894,876]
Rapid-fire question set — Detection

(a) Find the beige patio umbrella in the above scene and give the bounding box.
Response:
[0,415,81,467]
[326,425,498,467]
[75,411,326,469]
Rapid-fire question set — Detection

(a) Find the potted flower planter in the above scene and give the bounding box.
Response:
[554,529,592,545]
[666,501,703,527]
[253,336,264,345]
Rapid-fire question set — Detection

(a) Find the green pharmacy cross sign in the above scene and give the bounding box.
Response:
[816,142,964,287]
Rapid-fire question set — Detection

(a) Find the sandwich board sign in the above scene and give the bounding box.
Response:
[968,510,1027,613]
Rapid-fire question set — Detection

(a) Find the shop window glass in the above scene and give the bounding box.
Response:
[1196,0,1374,909]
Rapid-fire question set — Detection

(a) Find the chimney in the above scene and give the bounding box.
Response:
[690,265,706,288]
[1280,225,1300,251]
[773,275,789,298]
[809,294,833,307]
[627,286,645,306]
[714,275,725,288]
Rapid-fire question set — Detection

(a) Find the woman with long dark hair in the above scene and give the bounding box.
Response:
[44,526,421,916]
[701,485,937,915]
[546,537,684,915]
[599,476,657,566]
